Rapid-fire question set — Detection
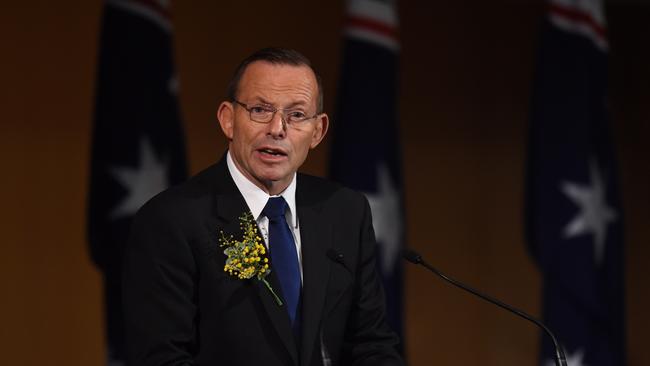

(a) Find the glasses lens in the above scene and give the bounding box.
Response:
[285,110,308,124]
[249,105,274,123]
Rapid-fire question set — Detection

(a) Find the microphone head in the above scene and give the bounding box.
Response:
[402,249,423,264]
[326,248,344,263]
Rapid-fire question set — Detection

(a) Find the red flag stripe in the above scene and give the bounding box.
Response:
[346,15,398,43]
[548,2,606,40]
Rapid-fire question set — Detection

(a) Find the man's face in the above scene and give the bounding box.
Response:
[217,61,328,194]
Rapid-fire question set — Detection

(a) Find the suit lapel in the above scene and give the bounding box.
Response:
[253,274,299,365]
[297,179,333,366]
[212,158,299,366]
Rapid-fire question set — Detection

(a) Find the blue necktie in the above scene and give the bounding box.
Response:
[263,197,301,329]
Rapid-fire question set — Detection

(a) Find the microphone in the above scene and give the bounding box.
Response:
[403,249,567,366]
[326,248,345,265]
[322,248,352,366]
[326,248,352,275]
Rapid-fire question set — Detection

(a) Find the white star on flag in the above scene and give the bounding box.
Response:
[545,348,588,366]
[364,163,402,274]
[109,138,169,219]
[560,159,617,265]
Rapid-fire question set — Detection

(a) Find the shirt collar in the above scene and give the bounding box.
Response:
[226,151,298,228]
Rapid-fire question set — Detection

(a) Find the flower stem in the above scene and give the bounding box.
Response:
[261,278,283,306]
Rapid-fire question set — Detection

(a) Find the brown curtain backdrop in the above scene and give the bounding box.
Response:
[1,1,647,365]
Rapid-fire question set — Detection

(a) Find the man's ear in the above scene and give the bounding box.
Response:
[217,101,234,140]
[310,113,329,149]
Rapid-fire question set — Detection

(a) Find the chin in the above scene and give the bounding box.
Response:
[259,169,291,184]
[261,173,288,183]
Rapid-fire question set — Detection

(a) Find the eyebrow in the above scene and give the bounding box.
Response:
[253,97,308,109]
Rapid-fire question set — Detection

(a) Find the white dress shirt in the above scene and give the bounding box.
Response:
[226,151,303,281]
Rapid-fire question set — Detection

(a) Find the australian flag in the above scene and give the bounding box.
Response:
[88,0,187,364]
[329,0,405,348]
[526,0,625,365]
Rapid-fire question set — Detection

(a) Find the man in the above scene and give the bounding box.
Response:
[123,48,404,366]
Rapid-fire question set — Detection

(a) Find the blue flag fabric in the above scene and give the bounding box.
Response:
[329,0,405,347]
[526,1,625,365]
[88,0,187,363]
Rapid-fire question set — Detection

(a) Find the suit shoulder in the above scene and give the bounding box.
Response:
[135,162,222,222]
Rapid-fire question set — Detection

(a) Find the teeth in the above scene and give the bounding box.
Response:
[262,149,280,155]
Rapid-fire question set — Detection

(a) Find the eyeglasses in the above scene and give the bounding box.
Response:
[233,100,320,127]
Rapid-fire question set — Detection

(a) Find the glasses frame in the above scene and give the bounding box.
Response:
[233,100,320,127]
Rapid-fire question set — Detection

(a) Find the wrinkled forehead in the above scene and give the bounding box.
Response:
[238,61,319,109]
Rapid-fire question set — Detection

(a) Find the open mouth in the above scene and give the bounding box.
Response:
[258,148,287,157]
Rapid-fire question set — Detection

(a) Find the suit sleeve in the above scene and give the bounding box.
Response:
[122,200,198,366]
[341,197,405,366]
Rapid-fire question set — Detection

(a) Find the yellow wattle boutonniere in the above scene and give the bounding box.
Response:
[219,212,283,306]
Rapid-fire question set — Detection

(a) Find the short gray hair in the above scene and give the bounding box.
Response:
[226,47,324,113]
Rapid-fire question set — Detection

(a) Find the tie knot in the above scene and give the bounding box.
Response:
[262,196,288,220]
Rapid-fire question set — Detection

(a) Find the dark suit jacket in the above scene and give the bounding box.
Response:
[123,156,403,366]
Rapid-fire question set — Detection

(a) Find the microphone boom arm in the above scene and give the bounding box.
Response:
[403,249,567,366]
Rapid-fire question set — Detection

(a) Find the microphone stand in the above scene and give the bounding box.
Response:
[403,249,567,366]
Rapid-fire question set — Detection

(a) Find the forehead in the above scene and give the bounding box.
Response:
[238,61,318,107]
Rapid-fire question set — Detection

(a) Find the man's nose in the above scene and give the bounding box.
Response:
[267,110,287,138]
